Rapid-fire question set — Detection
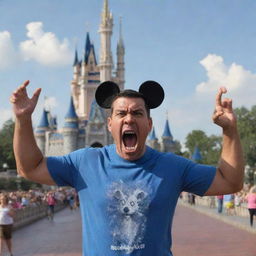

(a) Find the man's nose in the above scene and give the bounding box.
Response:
[124,113,134,123]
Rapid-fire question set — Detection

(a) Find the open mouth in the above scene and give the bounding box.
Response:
[122,131,137,150]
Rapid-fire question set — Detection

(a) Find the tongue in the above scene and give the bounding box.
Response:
[123,134,137,147]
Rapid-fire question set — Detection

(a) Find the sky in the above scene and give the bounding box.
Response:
[1,0,256,147]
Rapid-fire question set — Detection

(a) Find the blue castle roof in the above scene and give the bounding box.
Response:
[162,119,172,138]
[84,32,91,64]
[65,97,78,119]
[37,109,49,128]
[191,146,202,162]
[148,127,157,140]
[63,97,78,129]
[73,49,79,66]
[83,32,97,65]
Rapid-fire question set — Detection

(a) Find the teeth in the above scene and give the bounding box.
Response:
[126,146,136,150]
[124,131,135,135]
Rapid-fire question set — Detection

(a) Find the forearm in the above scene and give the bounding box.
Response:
[14,116,44,177]
[218,126,245,190]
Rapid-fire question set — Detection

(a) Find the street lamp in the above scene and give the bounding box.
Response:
[2,163,8,172]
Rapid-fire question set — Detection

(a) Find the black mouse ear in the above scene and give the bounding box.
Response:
[95,81,120,108]
[139,80,165,109]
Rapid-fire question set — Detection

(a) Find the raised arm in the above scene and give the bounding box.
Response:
[10,80,55,185]
[205,87,244,196]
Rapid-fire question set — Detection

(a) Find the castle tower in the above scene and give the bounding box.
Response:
[71,49,81,112]
[62,97,79,154]
[35,109,50,155]
[116,17,125,90]
[71,33,100,121]
[160,118,176,153]
[147,127,160,151]
[98,0,113,82]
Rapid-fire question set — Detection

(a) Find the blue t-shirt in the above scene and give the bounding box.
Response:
[47,144,216,256]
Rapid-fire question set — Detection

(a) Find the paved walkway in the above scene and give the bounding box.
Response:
[12,208,82,256]
[172,203,256,256]
[7,203,256,256]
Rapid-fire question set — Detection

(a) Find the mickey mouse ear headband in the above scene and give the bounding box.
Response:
[95,80,165,109]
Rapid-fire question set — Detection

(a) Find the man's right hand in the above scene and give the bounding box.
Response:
[10,80,41,118]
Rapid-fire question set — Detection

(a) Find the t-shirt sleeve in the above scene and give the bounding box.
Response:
[47,149,83,187]
[181,160,216,196]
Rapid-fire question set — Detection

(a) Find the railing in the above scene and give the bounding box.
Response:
[13,202,66,230]
[187,195,249,217]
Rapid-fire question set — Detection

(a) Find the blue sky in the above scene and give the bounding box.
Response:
[1,0,256,146]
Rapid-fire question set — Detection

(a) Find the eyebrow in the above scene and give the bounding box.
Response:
[114,107,145,113]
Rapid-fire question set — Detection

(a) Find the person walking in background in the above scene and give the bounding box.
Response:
[0,194,15,256]
[245,186,256,227]
[216,195,224,213]
[224,194,235,215]
[46,192,56,221]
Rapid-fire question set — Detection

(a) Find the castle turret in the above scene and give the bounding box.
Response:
[98,0,113,82]
[62,97,79,154]
[35,109,50,155]
[116,17,125,90]
[71,49,81,113]
[160,118,176,153]
[147,127,160,151]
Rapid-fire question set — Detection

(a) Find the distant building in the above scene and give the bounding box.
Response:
[35,0,179,156]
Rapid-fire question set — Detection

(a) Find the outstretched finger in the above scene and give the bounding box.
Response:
[20,80,30,90]
[31,88,42,104]
[215,86,227,107]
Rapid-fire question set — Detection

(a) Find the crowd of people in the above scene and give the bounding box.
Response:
[182,184,256,227]
[0,187,79,256]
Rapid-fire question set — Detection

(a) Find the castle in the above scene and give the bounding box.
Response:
[35,0,179,156]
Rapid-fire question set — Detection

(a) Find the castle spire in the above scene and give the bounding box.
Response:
[162,118,173,139]
[118,16,124,46]
[73,49,79,66]
[116,16,125,90]
[148,127,157,140]
[84,32,91,64]
[102,0,110,25]
[99,0,113,82]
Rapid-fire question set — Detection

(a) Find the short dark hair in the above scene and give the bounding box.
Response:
[110,89,150,117]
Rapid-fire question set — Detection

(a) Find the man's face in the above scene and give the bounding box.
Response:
[108,97,152,161]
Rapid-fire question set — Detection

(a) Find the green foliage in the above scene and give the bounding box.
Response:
[185,130,222,165]
[0,119,16,169]
[235,106,256,168]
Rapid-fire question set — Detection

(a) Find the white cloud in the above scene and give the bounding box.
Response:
[20,22,73,67]
[196,54,256,106]
[0,108,13,128]
[44,96,58,110]
[0,31,20,70]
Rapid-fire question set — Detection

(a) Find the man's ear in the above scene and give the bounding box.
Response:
[107,117,112,132]
[148,117,153,131]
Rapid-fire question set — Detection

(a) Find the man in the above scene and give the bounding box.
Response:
[10,80,244,256]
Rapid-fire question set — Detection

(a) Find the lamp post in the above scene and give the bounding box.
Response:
[2,163,8,172]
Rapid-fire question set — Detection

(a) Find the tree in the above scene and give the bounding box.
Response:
[0,119,16,169]
[185,130,222,165]
[235,106,256,168]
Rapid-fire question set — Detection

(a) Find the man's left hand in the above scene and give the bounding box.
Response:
[212,87,237,130]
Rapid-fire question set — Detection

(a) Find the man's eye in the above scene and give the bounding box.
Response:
[117,112,125,116]
[134,112,143,116]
